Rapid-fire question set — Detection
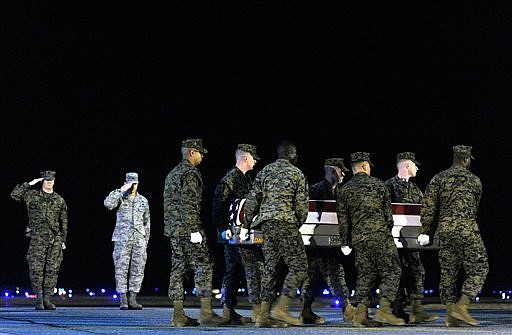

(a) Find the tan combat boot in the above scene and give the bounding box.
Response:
[199,297,227,326]
[271,295,304,326]
[352,303,369,327]
[445,303,463,327]
[256,301,288,328]
[375,297,406,325]
[451,294,479,326]
[343,302,357,322]
[251,303,261,323]
[409,299,439,323]
[171,300,199,327]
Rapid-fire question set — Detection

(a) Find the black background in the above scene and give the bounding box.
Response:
[1,2,511,295]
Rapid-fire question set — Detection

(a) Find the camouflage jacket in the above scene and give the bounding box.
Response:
[10,182,68,243]
[243,158,309,229]
[384,175,423,203]
[163,159,204,237]
[104,190,150,243]
[336,172,394,246]
[212,166,252,231]
[421,165,482,236]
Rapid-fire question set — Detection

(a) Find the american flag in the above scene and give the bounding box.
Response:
[228,198,246,231]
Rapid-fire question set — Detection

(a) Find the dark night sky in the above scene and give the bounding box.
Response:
[1,2,511,294]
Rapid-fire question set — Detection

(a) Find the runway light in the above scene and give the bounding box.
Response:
[113,294,118,299]
[101,289,106,294]
[4,291,10,297]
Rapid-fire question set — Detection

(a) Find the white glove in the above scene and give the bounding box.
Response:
[190,232,202,244]
[221,229,233,240]
[341,246,352,255]
[417,234,430,246]
[28,178,44,186]
[239,228,249,241]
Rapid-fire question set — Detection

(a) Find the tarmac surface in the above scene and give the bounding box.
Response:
[1,295,511,335]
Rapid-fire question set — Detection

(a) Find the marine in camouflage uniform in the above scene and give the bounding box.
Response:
[10,170,67,310]
[384,152,438,323]
[301,158,355,324]
[419,145,488,327]
[337,152,405,327]
[212,144,263,324]
[242,140,309,327]
[104,172,150,310]
[163,139,224,327]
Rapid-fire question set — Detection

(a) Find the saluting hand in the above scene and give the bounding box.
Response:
[120,183,132,192]
[28,178,44,186]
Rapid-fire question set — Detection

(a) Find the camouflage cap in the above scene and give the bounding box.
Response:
[181,138,208,154]
[350,152,374,166]
[125,172,139,184]
[453,145,475,159]
[396,152,420,165]
[237,143,260,160]
[40,170,56,180]
[324,157,349,172]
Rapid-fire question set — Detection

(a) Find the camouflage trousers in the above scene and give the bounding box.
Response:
[112,232,148,293]
[260,220,307,302]
[221,244,264,307]
[168,234,214,301]
[396,249,426,302]
[302,249,351,305]
[26,234,63,295]
[438,228,488,303]
[354,235,401,306]
[240,245,264,304]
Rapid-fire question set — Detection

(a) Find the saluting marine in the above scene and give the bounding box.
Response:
[11,170,68,310]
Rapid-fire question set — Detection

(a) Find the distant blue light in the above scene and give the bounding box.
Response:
[334,299,340,305]
[101,289,106,294]
[322,289,330,295]
[154,287,159,292]
[296,289,301,295]
[4,292,9,297]
[113,294,118,299]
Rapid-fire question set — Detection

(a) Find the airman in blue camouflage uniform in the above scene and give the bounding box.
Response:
[11,170,68,310]
[104,172,150,310]
[301,157,356,324]
[337,152,405,327]
[241,140,309,327]
[164,139,225,327]
[385,152,438,323]
[418,145,488,327]
[212,143,263,324]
